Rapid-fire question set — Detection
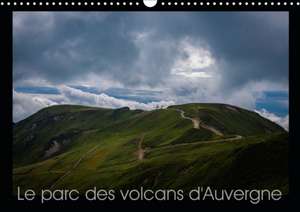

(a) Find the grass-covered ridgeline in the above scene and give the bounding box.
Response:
[13,103,288,194]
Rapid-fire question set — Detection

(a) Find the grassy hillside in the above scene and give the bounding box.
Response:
[169,103,285,135]
[13,103,288,194]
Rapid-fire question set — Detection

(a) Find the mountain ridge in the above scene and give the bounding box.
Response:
[13,103,288,194]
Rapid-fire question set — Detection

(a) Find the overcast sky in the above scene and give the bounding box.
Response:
[13,12,289,130]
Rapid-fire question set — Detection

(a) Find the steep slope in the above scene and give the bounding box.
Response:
[13,103,288,194]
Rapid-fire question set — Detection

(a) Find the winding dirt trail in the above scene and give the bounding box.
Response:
[49,144,100,189]
[137,134,145,160]
[153,135,243,151]
[49,108,242,188]
[174,109,223,136]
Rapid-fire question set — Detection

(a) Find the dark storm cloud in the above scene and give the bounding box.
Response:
[133,12,288,92]
[13,12,140,84]
[13,12,288,92]
[202,12,288,91]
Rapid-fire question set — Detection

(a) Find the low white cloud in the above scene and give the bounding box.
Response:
[255,108,289,130]
[13,84,289,131]
[13,86,175,122]
[13,90,60,122]
[60,85,174,110]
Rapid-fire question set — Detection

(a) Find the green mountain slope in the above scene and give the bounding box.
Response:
[13,103,288,194]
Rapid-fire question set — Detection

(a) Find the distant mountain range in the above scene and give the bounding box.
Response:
[13,103,288,194]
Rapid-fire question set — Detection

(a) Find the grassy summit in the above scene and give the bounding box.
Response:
[13,103,288,194]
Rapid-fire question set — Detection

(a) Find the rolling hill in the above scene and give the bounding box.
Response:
[13,103,288,194]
